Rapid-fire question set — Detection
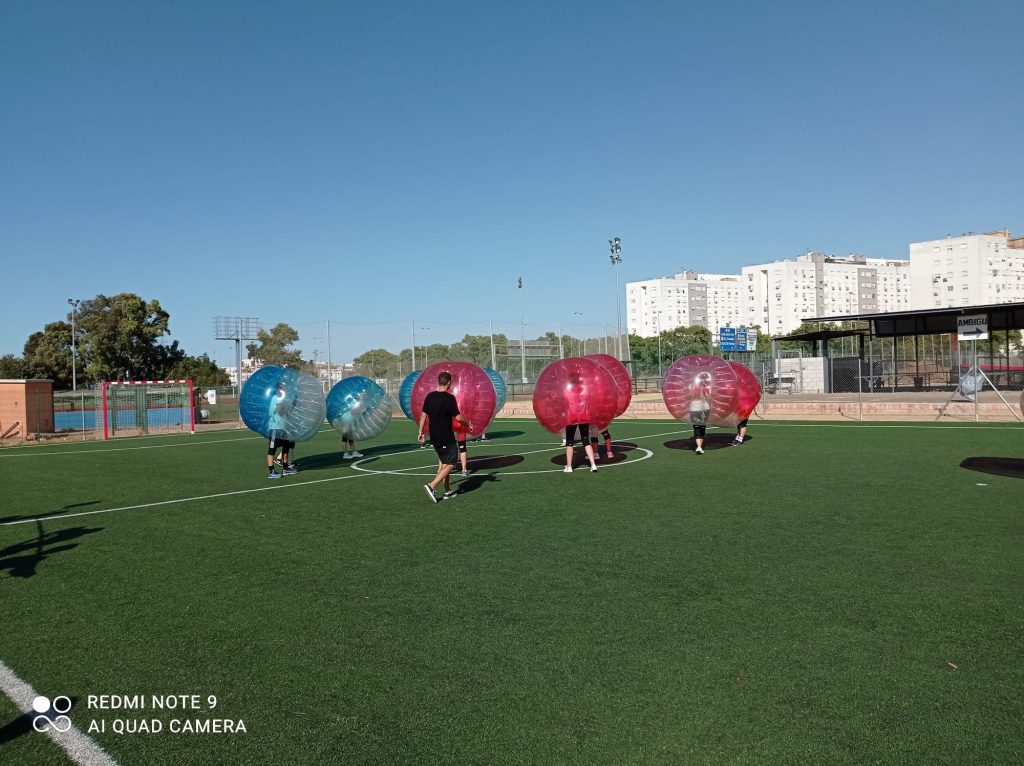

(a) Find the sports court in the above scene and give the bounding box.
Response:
[2,418,1021,765]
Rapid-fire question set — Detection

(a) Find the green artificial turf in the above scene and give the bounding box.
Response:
[1,420,1021,765]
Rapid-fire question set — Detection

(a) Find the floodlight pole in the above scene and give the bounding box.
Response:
[519,277,527,383]
[489,318,496,370]
[67,298,80,391]
[411,320,417,371]
[326,319,333,386]
[609,237,622,360]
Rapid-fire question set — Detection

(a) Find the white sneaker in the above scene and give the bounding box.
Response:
[561,439,567,447]
[351,451,363,458]
[343,451,352,459]
[590,464,598,472]
[606,451,615,459]
[695,447,704,455]
[563,465,573,473]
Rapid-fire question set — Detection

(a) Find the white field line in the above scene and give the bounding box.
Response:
[0,470,386,528]
[0,420,1013,460]
[0,435,677,528]
[2,421,1009,528]
[0,660,118,766]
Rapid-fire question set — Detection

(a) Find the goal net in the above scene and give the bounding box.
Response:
[101,380,195,440]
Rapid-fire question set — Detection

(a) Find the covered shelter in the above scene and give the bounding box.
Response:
[790,301,1024,392]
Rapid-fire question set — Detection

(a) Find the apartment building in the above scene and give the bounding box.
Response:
[740,252,909,336]
[908,229,1024,309]
[626,271,743,338]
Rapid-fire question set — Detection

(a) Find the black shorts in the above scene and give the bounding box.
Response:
[565,424,590,444]
[268,434,294,454]
[433,442,459,466]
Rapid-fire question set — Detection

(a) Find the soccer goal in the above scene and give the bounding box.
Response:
[100,380,195,440]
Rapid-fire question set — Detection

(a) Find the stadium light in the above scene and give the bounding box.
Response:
[609,237,622,359]
[67,298,80,391]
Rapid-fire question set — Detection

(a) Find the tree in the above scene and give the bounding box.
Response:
[22,322,75,387]
[76,293,172,381]
[353,348,398,379]
[246,324,303,369]
[0,354,28,379]
[166,354,231,387]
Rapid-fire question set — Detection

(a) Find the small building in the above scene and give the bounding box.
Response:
[0,379,55,439]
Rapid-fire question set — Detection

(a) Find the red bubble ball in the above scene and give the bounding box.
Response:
[585,353,633,417]
[727,361,763,421]
[662,355,740,427]
[410,362,498,437]
[532,357,618,434]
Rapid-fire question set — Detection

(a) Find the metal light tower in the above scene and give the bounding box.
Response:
[609,237,622,360]
[518,277,527,383]
[67,298,80,391]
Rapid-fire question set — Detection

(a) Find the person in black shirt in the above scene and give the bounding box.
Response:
[417,371,471,503]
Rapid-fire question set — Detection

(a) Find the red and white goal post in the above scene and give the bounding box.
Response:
[100,380,195,440]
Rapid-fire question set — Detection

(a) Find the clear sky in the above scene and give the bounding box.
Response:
[2,0,1022,367]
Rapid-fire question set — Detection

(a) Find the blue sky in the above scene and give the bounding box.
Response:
[2,0,1022,367]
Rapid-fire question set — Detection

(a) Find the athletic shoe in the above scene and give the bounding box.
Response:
[695,447,704,455]
[480,434,488,440]
[561,439,567,446]
[606,451,615,459]
[282,466,297,475]
[268,470,281,479]
[590,465,598,472]
[443,491,457,500]
[343,451,353,459]
[563,466,573,473]
[731,438,743,446]
[460,470,470,478]
[423,484,438,504]
[351,451,364,458]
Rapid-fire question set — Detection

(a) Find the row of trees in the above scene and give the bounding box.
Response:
[0,293,229,389]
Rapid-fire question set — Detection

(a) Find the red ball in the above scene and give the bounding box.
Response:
[410,362,498,437]
[585,353,633,417]
[532,357,618,434]
[728,361,762,421]
[662,355,740,427]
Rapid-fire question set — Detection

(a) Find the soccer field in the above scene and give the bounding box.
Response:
[1,419,1021,765]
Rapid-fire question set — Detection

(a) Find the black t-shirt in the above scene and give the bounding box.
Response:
[422,391,460,445]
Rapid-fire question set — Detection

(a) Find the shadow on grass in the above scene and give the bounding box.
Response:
[455,472,501,495]
[960,457,1024,480]
[548,442,640,467]
[474,430,525,441]
[294,444,417,472]
[467,455,524,471]
[0,521,104,579]
[0,712,32,745]
[0,500,101,526]
[663,433,748,452]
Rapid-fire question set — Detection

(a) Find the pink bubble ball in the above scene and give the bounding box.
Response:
[661,355,740,427]
[532,357,618,434]
[410,362,498,437]
[585,353,633,417]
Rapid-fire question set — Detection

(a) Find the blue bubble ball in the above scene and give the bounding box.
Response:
[398,370,421,421]
[240,365,326,442]
[483,368,507,415]
[326,376,393,442]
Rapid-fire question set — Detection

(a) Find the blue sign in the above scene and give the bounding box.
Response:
[719,327,738,351]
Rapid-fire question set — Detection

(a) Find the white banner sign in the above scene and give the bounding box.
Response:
[956,314,989,341]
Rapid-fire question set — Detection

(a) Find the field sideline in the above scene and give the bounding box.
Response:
[1,419,1021,765]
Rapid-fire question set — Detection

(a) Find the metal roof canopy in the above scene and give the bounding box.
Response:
[806,301,1024,338]
[774,328,868,343]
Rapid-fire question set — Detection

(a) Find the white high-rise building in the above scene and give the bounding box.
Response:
[908,229,1024,309]
[627,271,743,338]
[740,252,909,336]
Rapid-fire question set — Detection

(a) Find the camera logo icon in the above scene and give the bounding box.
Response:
[32,695,72,733]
